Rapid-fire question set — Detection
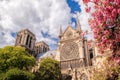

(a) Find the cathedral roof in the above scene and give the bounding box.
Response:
[35,41,49,47]
[19,29,35,36]
[62,26,75,36]
[36,50,57,60]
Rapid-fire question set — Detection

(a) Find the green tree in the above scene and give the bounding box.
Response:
[0,46,35,72]
[0,46,36,80]
[4,68,35,80]
[39,58,61,80]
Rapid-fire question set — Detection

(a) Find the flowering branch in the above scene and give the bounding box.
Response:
[82,0,120,64]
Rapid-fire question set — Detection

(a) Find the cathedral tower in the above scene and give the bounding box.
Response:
[15,29,36,55]
[35,41,50,54]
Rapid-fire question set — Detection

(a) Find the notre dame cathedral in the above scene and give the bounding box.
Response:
[15,18,105,80]
[56,18,97,80]
[15,29,49,56]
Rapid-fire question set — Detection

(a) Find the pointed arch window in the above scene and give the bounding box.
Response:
[26,35,29,45]
[29,37,32,48]
[19,35,22,44]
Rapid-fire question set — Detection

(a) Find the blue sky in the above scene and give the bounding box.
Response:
[0,0,92,50]
[34,0,81,50]
[41,0,81,50]
[67,0,81,27]
[67,0,81,13]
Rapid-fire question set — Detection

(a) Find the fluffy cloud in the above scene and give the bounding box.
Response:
[74,0,94,40]
[0,0,71,49]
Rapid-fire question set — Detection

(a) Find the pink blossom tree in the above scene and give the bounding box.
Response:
[83,0,120,64]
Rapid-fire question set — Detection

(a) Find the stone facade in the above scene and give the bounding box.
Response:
[56,18,97,80]
[35,41,49,54]
[15,21,106,80]
[15,29,49,56]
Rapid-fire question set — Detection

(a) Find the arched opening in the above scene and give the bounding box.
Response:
[90,52,93,58]
[29,37,32,48]
[19,35,22,44]
[26,35,29,45]
[89,49,94,66]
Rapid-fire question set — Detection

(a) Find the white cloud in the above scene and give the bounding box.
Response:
[0,0,71,49]
[75,0,94,40]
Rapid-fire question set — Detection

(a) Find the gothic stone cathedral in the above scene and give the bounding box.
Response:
[15,18,104,80]
[15,29,49,56]
[57,19,97,80]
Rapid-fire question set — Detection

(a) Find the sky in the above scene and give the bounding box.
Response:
[0,0,93,50]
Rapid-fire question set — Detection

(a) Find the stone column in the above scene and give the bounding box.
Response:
[20,34,24,44]
[24,33,28,45]
[31,39,33,49]
[41,45,43,53]
[27,35,31,47]
[84,38,90,66]
[79,40,84,58]
[32,38,36,50]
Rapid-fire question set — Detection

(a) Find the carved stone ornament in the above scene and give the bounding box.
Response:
[60,42,79,60]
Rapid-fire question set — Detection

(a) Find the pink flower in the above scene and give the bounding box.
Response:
[101,43,106,50]
[115,0,120,5]
[83,0,120,60]
[112,9,117,17]
[93,28,97,33]
[94,34,97,38]
[115,58,120,64]
[104,30,109,35]
[85,7,91,12]
[96,43,100,47]
[83,0,90,4]
[105,6,113,17]
[117,9,120,15]
[102,37,107,43]
[109,0,114,2]
[93,0,99,3]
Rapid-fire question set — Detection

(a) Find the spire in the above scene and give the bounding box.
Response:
[59,25,62,38]
[76,16,82,33]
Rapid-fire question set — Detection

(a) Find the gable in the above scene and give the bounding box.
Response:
[61,26,76,40]
[63,26,75,36]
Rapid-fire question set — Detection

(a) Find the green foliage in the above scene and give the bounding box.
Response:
[0,46,36,80]
[0,46,35,72]
[0,73,5,80]
[4,68,35,80]
[39,58,61,80]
